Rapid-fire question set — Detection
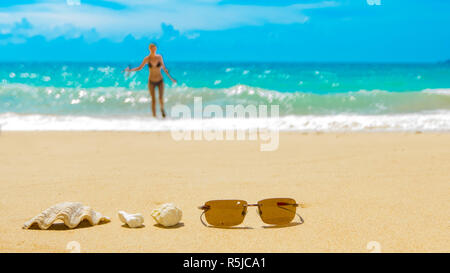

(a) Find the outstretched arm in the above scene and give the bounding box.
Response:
[161,56,177,83]
[124,57,148,72]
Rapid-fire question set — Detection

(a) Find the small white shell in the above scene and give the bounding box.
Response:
[118,211,144,228]
[23,202,110,229]
[151,203,182,227]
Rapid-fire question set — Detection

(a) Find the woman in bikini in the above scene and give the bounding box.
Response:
[125,43,176,118]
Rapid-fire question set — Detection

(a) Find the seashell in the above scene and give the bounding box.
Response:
[151,203,182,227]
[118,211,144,228]
[23,202,110,229]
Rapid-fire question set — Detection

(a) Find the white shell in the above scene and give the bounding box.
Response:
[151,203,182,227]
[118,211,144,228]
[23,202,110,229]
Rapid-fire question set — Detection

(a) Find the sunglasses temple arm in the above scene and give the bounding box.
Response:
[278,205,304,225]
[199,210,209,227]
[295,212,304,224]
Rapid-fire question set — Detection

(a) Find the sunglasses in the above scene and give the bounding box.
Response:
[198,198,304,227]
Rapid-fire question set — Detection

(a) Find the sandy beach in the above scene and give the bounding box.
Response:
[0,132,448,253]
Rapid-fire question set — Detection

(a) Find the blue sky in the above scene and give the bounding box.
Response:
[0,0,449,62]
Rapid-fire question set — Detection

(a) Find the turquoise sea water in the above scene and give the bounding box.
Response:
[1,62,450,131]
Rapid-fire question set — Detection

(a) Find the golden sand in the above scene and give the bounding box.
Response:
[0,132,448,252]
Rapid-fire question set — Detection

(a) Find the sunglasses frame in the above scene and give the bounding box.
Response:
[198,198,304,227]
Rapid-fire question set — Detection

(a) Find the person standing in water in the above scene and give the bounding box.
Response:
[125,43,176,118]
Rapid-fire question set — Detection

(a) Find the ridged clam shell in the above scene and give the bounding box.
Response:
[23,202,111,229]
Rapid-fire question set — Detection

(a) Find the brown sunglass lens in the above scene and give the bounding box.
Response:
[204,200,247,227]
[258,198,296,225]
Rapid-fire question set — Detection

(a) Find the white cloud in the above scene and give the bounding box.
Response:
[0,1,338,41]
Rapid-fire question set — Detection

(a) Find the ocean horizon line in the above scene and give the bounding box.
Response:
[0,60,448,65]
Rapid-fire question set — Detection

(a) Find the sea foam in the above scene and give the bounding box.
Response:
[1,111,449,132]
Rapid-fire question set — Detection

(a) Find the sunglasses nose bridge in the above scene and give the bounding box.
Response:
[243,203,262,216]
[241,204,258,216]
